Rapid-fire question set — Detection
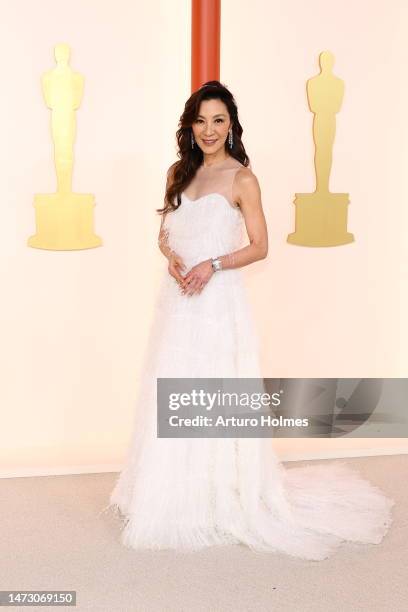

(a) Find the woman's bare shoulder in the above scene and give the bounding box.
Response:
[166,161,178,178]
[165,162,178,189]
[235,164,256,180]
[234,165,261,207]
[235,165,260,190]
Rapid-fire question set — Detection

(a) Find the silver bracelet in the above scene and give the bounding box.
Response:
[211,257,222,272]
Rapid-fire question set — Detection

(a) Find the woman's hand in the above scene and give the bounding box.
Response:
[168,251,187,285]
[181,259,214,296]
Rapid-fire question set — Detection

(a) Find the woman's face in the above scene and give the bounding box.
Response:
[192,98,232,156]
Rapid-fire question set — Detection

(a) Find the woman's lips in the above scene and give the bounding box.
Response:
[203,139,217,145]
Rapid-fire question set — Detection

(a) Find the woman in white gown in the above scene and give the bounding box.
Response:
[106,81,394,561]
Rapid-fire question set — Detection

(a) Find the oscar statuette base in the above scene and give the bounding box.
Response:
[27,192,103,250]
[287,192,354,247]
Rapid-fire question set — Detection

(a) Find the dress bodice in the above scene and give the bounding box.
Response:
[182,155,244,208]
[162,156,247,270]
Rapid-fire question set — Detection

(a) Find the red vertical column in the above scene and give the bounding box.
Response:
[191,0,221,92]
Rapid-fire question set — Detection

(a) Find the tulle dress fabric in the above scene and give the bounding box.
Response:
[106,157,394,561]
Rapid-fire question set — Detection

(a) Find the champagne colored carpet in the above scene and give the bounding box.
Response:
[1,455,406,612]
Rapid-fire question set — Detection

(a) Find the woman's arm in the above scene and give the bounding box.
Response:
[157,166,174,260]
[181,168,268,295]
[158,216,173,260]
[157,165,187,283]
[216,168,268,269]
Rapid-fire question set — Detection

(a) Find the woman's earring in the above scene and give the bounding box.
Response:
[228,128,233,149]
[191,132,195,149]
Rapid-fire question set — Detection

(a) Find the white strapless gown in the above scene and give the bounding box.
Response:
[106,190,394,561]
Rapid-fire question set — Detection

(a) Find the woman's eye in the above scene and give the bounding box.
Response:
[195,118,224,124]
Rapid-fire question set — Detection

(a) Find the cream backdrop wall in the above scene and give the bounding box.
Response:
[0,0,406,477]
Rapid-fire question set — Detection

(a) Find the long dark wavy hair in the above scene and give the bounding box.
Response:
[157,80,250,216]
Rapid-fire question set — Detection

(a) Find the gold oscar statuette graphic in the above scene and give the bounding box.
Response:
[28,43,102,250]
[287,51,354,247]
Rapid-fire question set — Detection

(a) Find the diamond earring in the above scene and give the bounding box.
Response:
[191,132,195,149]
[228,128,233,149]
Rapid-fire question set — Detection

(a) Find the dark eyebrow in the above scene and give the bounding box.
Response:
[196,114,226,118]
